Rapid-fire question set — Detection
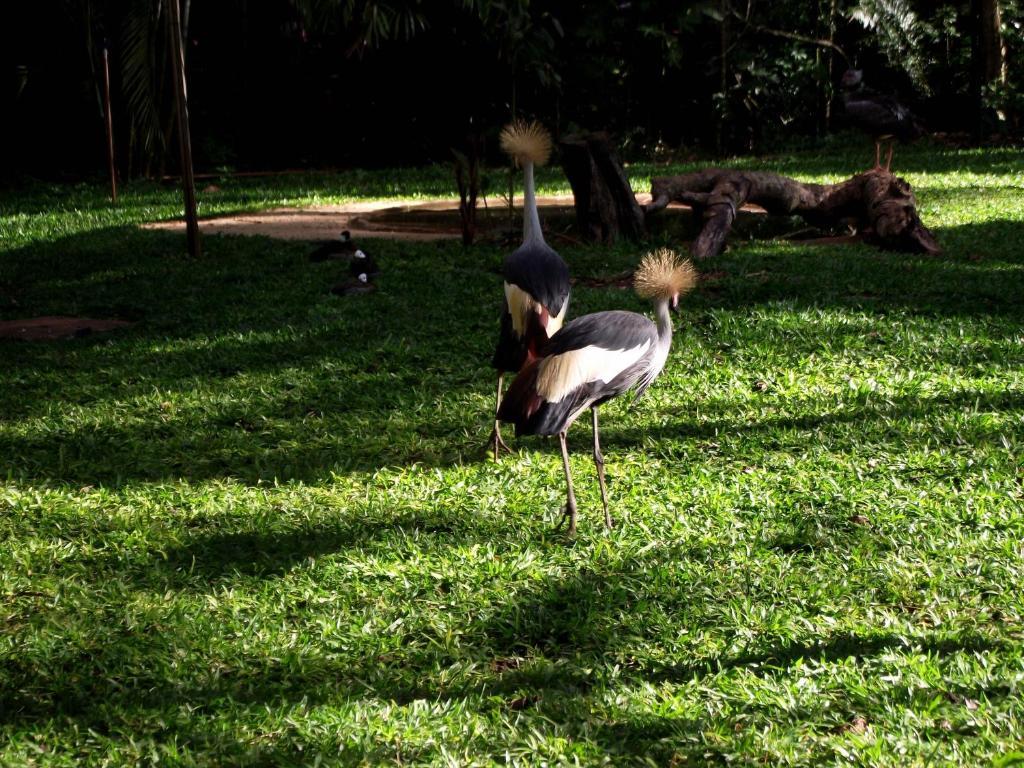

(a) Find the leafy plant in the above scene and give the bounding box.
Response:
[850,0,932,92]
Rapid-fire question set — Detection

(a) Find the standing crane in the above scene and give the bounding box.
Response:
[497,249,696,535]
[840,69,925,171]
[489,121,571,461]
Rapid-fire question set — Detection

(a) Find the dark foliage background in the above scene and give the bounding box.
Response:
[2,0,1020,180]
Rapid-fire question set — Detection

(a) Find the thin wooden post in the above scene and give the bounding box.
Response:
[101,41,118,204]
[167,0,201,257]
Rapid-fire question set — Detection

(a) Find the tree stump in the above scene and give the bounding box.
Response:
[644,167,940,259]
[452,134,483,246]
[559,132,646,243]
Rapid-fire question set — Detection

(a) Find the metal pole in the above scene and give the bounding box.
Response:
[167,0,201,257]
[102,42,118,204]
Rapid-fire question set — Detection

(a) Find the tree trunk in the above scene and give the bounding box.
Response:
[718,0,729,153]
[167,0,201,258]
[559,131,646,243]
[452,135,482,247]
[645,167,940,258]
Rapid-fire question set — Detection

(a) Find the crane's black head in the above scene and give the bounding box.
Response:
[340,230,352,242]
[841,69,863,90]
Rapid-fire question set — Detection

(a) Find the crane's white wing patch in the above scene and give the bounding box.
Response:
[536,341,650,404]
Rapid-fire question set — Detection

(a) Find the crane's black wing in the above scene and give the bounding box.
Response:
[843,91,924,140]
[542,310,654,357]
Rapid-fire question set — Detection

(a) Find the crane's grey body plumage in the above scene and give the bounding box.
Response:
[498,309,665,437]
[496,248,696,534]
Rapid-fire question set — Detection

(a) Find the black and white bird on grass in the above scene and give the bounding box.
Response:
[310,230,356,262]
[310,230,380,276]
[840,69,925,171]
[497,249,697,536]
[330,271,375,296]
[489,120,571,461]
[348,247,379,279]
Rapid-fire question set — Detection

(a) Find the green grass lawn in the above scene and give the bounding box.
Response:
[1,141,1023,766]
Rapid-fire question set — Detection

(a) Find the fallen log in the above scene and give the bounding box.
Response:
[644,167,940,258]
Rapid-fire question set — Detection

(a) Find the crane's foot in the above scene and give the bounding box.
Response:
[554,504,578,537]
[487,427,512,461]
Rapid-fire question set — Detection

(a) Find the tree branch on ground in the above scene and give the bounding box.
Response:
[645,167,940,258]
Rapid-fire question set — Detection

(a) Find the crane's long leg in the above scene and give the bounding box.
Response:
[884,143,894,172]
[592,407,612,530]
[874,141,881,170]
[557,430,578,536]
[488,373,511,461]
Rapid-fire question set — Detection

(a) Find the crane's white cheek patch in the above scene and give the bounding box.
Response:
[536,342,650,404]
[546,300,568,336]
[505,282,538,336]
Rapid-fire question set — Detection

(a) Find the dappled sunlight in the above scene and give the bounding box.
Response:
[2,146,1023,765]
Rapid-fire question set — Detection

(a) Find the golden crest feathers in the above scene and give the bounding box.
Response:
[633,248,697,301]
[500,120,553,167]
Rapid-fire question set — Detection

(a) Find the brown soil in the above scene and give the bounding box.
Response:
[141,194,773,243]
[0,316,135,341]
[142,195,595,242]
[140,194,820,246]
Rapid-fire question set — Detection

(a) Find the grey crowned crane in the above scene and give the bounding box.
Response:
[840,69,925,170]
[489,121,571,461]
[497,249,697,535]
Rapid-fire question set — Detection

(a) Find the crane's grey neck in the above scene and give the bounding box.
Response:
[522,161,545,246]
[654,298,673,347]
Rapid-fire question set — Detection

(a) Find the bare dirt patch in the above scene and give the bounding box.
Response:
[0,316,135,341]
[142,195,593,242]
[141,194,788,244]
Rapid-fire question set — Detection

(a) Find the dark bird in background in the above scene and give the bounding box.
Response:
[349,248,380,278]
[498,249,696,535]
[310,230,356,262]
[489,120,571,461]
[840,69,926,170]
[324,236,380,296]
[330,271,376,297]
[314,230,380,295]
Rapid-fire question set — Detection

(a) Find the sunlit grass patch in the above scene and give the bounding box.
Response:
[1,144,1022,766]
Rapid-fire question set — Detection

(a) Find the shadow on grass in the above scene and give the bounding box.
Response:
[599,387,1024,452]
[0,225,502,484]
[1,538,1013,763]
[0,217,1022,488]
[68,510,506,589]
